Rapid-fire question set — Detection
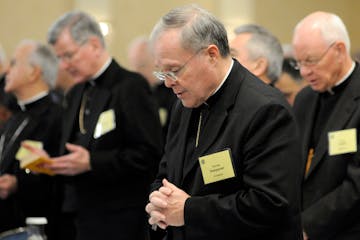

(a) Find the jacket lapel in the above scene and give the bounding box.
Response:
[197,106,228,157]
[1,116,33,172]
[306,64,360,177]
[171,108,191,186]
[84,87,110,144]
[181,60,240,183]
[60,84,85,154]
[307,92,357,177]
[302,93,319,179]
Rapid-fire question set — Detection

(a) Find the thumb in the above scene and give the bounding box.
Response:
[21,141,49,158]
[162,179,177,190]
[65,143,81,153]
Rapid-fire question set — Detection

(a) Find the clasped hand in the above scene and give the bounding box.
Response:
[145,179,190,229]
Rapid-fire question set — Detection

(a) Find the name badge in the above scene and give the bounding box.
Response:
[328,128,357,156]
[199,149,235,184]
[94,109,116,139]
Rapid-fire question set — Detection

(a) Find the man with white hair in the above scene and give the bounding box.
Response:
[0,40,62,238]
[292,11,360,239]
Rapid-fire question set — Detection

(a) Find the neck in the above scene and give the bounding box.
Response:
[15,82,49,101]
[209,57,232,96]
[91,51,110,77]
[218,57,233,83]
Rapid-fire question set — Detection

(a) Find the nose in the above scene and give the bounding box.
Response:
[299,65,312,78]
[164,78,175,88]
[59,59,70,70]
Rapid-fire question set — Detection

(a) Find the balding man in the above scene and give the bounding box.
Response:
[292,11,360,240]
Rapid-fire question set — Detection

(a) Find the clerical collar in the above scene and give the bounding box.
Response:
[18,91,48,111]
[212,59,233,96]
[91,57,112,80]
[327,61,355,94]
[203,59,234,107]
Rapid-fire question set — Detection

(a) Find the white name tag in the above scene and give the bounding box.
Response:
[328,128,357,156]
[94,109,116,139]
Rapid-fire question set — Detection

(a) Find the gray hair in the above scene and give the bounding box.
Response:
[295,12,350,53]
[22,40,59,88]
[234,24,283,83]
[150,4,230,57]
[47,11,105,47]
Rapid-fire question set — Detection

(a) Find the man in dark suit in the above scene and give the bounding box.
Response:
[0,40,62,237]
[292,12,360,240]
[44,11,163,240]
[145,5,303,240]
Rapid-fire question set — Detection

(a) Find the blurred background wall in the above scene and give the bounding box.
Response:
[1,0,359,69]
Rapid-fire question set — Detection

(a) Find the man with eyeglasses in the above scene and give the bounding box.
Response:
[40,11,163,240]
[146,4,303,240]
[292,11,360,240]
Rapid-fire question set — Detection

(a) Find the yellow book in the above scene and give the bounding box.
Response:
[15,140,54,176]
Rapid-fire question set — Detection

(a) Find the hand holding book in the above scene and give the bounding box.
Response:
[15,140,54,176]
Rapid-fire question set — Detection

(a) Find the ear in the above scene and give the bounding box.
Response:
[333,41,347,59]
[252,57,268,76]
[87,36,103,55]
[205,44,221,62]
[28,65,42,83]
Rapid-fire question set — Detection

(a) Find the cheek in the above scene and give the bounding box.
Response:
[7,69,22,84]
[316,68,333,82]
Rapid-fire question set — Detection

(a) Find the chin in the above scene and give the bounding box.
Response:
[74,77,87,84]
[181,100,194,108]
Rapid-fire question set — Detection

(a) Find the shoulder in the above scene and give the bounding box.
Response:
[230,60,291,111]
[293,86,315,110]
[106,61,150,94]
[235,77,292,119]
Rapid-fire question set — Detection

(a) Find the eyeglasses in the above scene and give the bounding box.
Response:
[291,42,336,70]
[153,48,204,82]
[57,42,86,62]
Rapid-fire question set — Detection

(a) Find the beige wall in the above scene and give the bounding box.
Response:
[109,0,218,67]
[254,0,360,52]
[1,0,359,69]
[0,0,73,58]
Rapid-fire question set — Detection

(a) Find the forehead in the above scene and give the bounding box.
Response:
[152,29,189,66]
[230,33,252,47]
[292,27,326,56]
[53,29,78,52]
[14,43,33,60]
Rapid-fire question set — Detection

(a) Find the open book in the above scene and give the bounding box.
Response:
[15,140,54,176]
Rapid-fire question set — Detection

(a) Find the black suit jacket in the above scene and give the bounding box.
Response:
[60,59,163,238]
[152,60,303,240]
[0,95,62,233]
[293,63,360,240]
